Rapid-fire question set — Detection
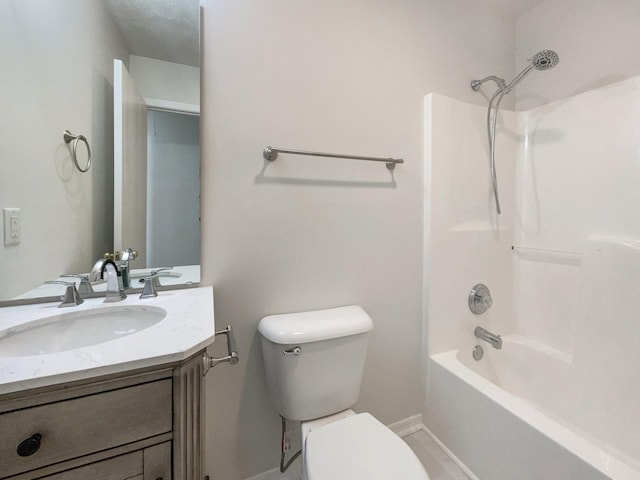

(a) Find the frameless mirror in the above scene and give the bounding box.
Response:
[0,0,200,302]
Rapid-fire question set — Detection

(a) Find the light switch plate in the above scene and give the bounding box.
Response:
[3,207,20,246]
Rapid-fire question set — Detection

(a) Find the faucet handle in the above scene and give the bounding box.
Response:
[120,248,138,263]
[103,250,122,261]
[140,273,161,299]
[44,281,84,308]
[60,274,94,295]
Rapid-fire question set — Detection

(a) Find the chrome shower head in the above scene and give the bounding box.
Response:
[471,50,560,93]
[529,50,559,71]
[503,49,560,93]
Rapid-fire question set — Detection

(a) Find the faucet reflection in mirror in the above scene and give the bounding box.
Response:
[0,0,201,302]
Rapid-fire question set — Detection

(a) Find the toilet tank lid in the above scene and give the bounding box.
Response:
[258,305,374,344]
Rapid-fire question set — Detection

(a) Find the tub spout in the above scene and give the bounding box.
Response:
[475,326,502,350]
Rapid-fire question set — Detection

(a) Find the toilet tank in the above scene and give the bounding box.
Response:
[258,305,374,421]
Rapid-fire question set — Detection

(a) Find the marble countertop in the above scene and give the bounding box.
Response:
[0,286,215,395]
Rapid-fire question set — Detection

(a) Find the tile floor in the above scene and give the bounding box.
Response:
[404,429,472,480]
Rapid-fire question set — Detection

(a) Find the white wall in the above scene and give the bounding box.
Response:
[129,55,200,111]
[0,0,128,299]
[514,0,640,111]
[200,0,514,478]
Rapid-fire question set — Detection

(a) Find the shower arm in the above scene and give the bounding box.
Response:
[471,75,507,92]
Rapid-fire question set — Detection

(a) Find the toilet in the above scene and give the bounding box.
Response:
[258,305,430,480]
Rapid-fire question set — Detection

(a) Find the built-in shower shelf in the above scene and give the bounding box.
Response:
[511,245,582,266]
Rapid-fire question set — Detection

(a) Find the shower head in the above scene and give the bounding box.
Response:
[529,49,560,71]
[503,49,559,93]
[471,50,560,93]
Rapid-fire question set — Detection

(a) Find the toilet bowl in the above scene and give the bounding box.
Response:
[258,306,430,480]
[303,410,429,480]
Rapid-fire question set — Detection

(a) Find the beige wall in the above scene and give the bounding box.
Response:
[0,0,128,299]
[200,0,514,478]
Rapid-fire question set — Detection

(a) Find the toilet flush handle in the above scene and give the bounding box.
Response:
[282,346,301,356]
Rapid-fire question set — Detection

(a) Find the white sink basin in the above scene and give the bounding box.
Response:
[0,306,167,356]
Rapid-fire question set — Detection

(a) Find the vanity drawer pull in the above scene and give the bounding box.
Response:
[17,433,42,457]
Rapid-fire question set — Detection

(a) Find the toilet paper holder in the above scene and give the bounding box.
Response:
[203,325,240,375]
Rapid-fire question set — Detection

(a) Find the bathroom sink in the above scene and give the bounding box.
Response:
[0,306,166,356]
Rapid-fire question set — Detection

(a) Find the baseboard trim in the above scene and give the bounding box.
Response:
[420,424,480,480]
[388,413,424,437]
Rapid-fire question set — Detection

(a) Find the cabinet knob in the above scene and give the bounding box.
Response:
[17,433,42,457]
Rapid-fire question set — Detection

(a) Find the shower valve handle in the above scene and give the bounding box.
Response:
[469,284,493,315]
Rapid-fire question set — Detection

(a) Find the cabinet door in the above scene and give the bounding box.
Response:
[143,442,172,480]
[39,451,142,480]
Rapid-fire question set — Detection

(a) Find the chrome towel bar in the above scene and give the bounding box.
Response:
[263,146,404,171]
[203,325,239,375]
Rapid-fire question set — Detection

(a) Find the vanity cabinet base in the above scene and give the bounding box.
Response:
[0,352,205,480]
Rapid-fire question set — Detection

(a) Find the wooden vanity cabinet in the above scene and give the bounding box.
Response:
[39,442,171,480]
[0,351,204,480]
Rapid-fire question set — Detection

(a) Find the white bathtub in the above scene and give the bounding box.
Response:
[424,335,640,480]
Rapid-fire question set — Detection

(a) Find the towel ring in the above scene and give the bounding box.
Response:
[63,130,92,173]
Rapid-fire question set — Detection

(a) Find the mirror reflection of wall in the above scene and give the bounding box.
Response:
[0,0,200,301]
[0,0,126,300]
[117,55,201,270]
[146,110,200,268]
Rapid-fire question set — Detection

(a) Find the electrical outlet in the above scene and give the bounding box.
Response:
[3,208,20,246]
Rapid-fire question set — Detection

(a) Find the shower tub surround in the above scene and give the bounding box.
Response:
[424,76,640,479]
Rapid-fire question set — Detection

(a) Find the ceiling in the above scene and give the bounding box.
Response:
[103,0,199,67]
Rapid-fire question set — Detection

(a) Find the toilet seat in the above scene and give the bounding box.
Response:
[303,413,430,480]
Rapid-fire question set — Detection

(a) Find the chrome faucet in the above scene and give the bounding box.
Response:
[474,326,502,350]
[100,260,127,302]
[119,248,138,289]
[89,258,107,282]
